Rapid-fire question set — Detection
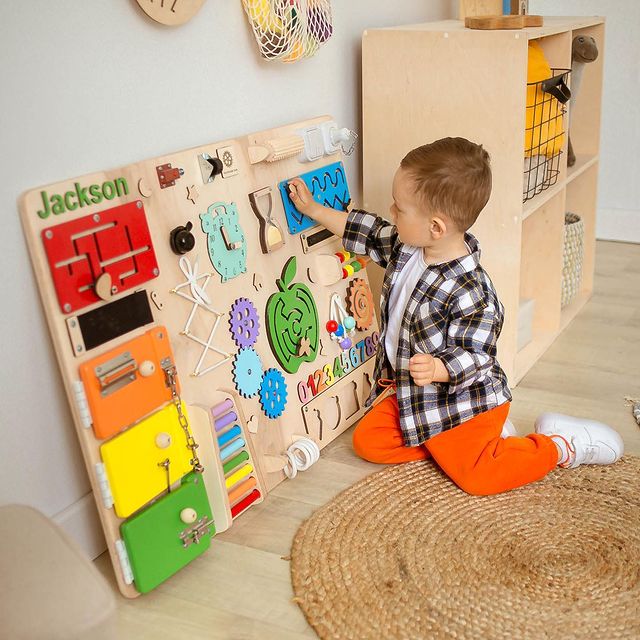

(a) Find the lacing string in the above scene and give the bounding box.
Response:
[178,255,211,306]
[550,434,576,468]
[372,378,396,406]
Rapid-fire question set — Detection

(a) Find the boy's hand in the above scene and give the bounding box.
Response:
[409,353,437,386]
[288,178,318,218]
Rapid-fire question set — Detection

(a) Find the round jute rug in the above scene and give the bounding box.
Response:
[290,456,640,640]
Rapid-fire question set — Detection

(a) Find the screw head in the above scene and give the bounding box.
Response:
[136,201,143,209]
[93,214,100,223]
[153,268,159,276]
[63,303,72,313]
[45,230,53,239]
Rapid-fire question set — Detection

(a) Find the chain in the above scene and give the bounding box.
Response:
[164,364,204,473]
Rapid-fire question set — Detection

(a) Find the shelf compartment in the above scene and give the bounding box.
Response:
[567,23,605,160]
[567,153,598,183]
[565,162,598,298]
[516,190,565,380]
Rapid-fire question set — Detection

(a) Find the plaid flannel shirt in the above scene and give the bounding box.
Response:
[343,209,512,446]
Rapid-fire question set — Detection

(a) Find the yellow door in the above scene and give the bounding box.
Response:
[101,403,194,518]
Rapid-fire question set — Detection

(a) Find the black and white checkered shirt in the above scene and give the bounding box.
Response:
[343,209,512,446]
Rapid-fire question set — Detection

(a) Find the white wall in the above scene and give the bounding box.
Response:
[0,1,453,557]
[530,0,640,242]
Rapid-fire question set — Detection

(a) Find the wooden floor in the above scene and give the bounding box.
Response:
[96,240,640,639]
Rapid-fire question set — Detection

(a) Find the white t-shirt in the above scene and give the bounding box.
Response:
[385,246,427,367]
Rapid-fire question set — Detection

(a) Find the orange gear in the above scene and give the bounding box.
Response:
[346,278,374,330]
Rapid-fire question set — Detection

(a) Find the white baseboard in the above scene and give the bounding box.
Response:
[53,493,106,560]
[596,208,640,243]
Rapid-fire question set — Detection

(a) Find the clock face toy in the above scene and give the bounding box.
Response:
[134,0,206,26]
[199,202,247,283]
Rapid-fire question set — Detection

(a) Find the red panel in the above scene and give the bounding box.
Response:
[42,201,159,313]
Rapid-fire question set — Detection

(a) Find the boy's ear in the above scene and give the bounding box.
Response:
[430,216,447,239]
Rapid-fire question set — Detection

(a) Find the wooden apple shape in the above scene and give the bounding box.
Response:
[266,257,319,373]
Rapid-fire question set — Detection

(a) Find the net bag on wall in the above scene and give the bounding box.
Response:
[242,0,333,63]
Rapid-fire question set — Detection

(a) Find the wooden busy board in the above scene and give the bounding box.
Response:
[19,115,379,597]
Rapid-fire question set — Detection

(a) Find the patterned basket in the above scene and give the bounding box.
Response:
[561,212,584,307]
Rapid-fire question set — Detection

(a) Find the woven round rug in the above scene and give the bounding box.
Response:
[290,457,640,640]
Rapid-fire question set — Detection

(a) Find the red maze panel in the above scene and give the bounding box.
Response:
[42,201,159,314]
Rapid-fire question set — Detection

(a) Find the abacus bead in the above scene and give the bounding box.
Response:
[351,260,362,272]
[334,324,345,337]
[344,264,355,277]
[339,337,352,349]
[343,316,356,331]
[326,320,338,333]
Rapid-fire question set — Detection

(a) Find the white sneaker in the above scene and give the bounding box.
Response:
[500,418,517,439]
[534,412,624,468]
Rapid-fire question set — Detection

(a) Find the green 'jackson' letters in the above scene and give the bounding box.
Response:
[37,178,129,219]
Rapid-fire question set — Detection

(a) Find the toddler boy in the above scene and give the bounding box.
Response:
[288,137,623,495]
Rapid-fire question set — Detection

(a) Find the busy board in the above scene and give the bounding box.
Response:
[19,116,379,597]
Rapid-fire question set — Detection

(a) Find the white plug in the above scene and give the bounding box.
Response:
[320,121,356,155]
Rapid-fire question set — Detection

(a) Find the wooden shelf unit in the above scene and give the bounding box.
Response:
[362,16,604,385]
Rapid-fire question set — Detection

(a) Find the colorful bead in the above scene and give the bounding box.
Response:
[343,315,356,331]
[326,320,338,333]
[339,337,352,349]
[343,264,355,277]
[351,260,362,272]
[334,324,344,337]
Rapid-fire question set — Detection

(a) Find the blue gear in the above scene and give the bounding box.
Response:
[259,368,288,419]
[232,348,263,398]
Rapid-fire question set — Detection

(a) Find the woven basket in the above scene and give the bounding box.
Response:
[561,212,584,307]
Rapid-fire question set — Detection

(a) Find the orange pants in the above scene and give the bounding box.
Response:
[352,395,558,495]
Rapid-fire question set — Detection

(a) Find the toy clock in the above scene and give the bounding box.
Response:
[200,202,247,282]
[134,0,206,26]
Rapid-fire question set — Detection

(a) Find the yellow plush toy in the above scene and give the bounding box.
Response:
[525,41,565,157]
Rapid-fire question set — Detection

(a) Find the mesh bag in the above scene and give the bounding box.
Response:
[242,0,333,63]
[561,212,584,308]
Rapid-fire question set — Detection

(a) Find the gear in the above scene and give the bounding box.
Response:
[259,368,288,419]
[232,348,263,398]
[346,278,374,330]
[229,298,260,348]
[222,150,233,167]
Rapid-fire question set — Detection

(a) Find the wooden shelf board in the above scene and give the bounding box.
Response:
[522,180,565,221]
[567,154,598,185]
[560,290,592,332]
[374,17,604,37]
[514,330,558,385]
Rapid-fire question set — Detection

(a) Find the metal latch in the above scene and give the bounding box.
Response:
[95,351,137,397]
[179,515,213,548]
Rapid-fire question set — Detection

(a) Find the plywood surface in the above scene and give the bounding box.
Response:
[20,115,379,596]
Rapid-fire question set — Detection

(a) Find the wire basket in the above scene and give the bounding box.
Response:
[561,212,584,308]
[523,69,571,203]
[242,0,333,63]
